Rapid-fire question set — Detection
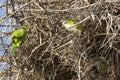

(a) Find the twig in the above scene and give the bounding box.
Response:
[45,40,73,52]
[26,42,46,61]
[0,0,36,25]
[26,3,97,12]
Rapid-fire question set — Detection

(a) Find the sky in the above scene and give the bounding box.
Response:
[0,0,10,73]
[0,0,5,17]
[0,0,11,55]
[0,0,5,55]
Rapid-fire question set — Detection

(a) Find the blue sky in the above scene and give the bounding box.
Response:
[0,0,10,72]
[0,0,11,55]
[0,0,6,55]
[0,0,5,17]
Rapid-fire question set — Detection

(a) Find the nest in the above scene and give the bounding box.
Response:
[0,0,120,80]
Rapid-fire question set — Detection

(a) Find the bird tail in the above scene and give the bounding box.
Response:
[10,45,17,55]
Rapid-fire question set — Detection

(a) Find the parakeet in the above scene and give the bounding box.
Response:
[96,61,108,75]
[10,26,29,55]
[62,20,81,34]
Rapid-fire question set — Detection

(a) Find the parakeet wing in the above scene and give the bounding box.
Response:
[10,36,25,55]
[13,38,21,47]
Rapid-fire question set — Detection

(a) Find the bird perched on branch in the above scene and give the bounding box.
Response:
[10,26,29,55]
[62,20,81,35]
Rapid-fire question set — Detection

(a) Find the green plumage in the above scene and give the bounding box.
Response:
[65,20,74,24]
[10,45,17,55]
[63,20,82,35]
[10,26,29,55]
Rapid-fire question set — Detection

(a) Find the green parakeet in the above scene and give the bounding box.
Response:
[62,20,81,34]
[10,26,29,55]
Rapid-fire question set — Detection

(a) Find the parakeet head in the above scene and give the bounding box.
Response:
[63,20,78,32]
[22,26,29,31]
[65,20,74,25]
[62,20,74,30]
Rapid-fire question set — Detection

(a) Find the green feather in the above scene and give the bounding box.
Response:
[10,39,21,55]
[76,24,81,29]
[10,45,17,55]
[10,26,29,40]
[22,26,29,30]
[10,26,29,55]
[65,20,74,25]
[10,29,24,40]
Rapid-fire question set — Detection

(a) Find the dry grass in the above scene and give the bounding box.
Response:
[0,0,120,80]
